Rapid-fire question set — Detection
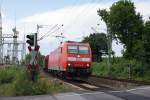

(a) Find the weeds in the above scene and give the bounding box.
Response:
[92,58,150,81]
[0,66,70,96]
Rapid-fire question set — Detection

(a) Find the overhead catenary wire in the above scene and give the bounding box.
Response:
[37,0,102,42]
[38,24,63,41]
[64,0,102,32]
[64,0,95,30]
[38,24,58,41]
[38,0,105,42]
[61,0,83,35]
[38,27,61,41]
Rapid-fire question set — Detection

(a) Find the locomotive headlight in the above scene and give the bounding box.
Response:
[68,63,71,66]
[87,64,90,67]
[67,57,76,61]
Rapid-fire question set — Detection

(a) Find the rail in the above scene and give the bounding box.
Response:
[91,75,150,85]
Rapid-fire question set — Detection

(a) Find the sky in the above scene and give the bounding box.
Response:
[1,0,150,57]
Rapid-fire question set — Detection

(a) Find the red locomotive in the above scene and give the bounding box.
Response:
[44,41,92,79]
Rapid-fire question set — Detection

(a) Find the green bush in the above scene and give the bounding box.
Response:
[92,60,109,76]
[12,71,67,96]
[12,70,34,96]
[33,79,51,95]
[0,84,13,96]
[32,79,66,95]
[92,58,150,81]
[0,66,70,96]
[0,67,19,84]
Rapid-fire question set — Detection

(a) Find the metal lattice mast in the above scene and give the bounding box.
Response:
[12,27,19,64]
[0,10,3,64]
[7,43,11,57]
[21,34,26,61]
[6,43,11,64]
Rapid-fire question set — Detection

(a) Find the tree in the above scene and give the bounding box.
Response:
[97,0,144,59]
[143,19,150,65]
[82,33,108,62]
[25,52,45,67]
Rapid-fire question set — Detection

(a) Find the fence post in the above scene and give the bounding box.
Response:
[128,64,132,80]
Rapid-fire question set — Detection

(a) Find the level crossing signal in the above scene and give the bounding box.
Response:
[26,33,37,46]
[26,33,39,81]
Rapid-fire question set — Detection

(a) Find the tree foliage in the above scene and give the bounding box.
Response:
[82,33,108,62]
[25,52,45,67]
[143,19,150,64]
[97,0,144,59]
[97,9,109,25]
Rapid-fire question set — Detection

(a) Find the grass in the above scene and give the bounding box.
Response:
[0,66,71,96]
[92,58,150,81]
[0,66,19,84]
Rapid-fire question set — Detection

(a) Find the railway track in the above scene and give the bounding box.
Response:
[86,75,150,91]
[41,70,149,92]
[41,70,115,92]
[63,79,114,92]
[90,75,150,85]
[60,75,150,91]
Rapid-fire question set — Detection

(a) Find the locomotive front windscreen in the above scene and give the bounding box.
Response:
[68,45,89,54]
[79,46,89,54]
[68,45,78,54]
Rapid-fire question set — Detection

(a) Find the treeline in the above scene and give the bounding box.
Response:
[82,33,108,62]
[25,52,45,67]
[82,0,150,69]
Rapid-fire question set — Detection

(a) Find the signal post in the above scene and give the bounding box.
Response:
[26,33,40,81]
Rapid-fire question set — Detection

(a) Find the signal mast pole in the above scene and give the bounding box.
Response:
[55,24,64,44]
[26,32,39,81]
[36,24,42,46]
[56,33,65,44]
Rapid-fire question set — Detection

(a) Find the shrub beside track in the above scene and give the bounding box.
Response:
[0,66,71,96]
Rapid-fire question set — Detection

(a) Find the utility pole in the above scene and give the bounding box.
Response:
[12,27,19,64]
[0,5,24,65]
[107,26,112,77]
[0,9,3,64]
[36,24,44,40]
[54,24,64,44]
[56,33,64,44]
[21,34,26,62]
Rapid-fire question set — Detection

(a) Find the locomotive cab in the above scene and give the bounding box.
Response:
[66,43,92,77]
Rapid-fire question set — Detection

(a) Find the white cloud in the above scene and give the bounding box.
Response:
[18,3,112,55]
[2,1,150,57]
[135,1,150,20]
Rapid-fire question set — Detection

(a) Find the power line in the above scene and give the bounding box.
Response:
[64,0,102,33]
[38,24,63,41]
[36,0,105,42]
[64,0,95,29]
[38,24,58,41]
[38,28,59,41]
[63,0,83,29]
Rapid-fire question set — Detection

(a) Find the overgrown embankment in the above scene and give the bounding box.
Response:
[92,58,150,81]
[0,66,70,96]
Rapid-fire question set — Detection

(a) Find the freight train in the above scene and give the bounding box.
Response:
[44,41,92,79]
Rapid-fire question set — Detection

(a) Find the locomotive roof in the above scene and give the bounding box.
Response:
[63,41,89,46]
[49,41,90,55]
